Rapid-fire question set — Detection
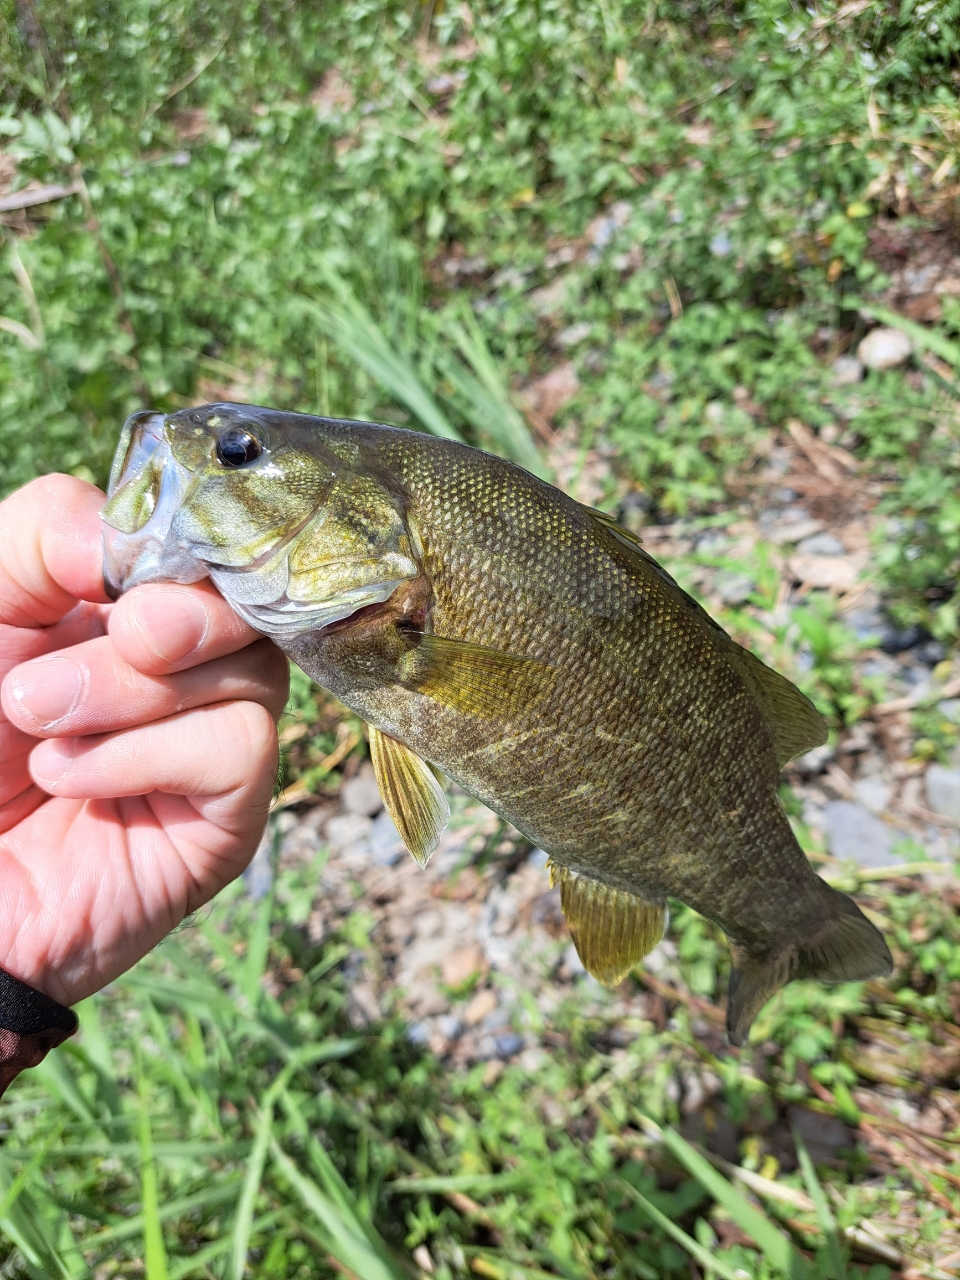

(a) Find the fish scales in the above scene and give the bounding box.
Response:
[101,404,893,1043]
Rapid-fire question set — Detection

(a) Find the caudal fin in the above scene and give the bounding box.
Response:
[726,887,893,1046]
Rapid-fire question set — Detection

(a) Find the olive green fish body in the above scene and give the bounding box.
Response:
[290,431,827,953]
[102,405,893,1042]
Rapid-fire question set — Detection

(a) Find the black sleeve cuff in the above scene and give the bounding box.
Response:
[0,968,78,1099]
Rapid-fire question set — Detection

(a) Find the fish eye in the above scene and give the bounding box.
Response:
[215,427,263,468]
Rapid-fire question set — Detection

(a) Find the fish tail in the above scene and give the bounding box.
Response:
[726,884,893,1046]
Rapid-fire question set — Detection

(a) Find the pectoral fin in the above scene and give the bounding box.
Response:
[368,726,449,868]
[548,861,667,986]
[399,629,556,719]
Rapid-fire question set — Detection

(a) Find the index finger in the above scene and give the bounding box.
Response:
[0,476,109,628]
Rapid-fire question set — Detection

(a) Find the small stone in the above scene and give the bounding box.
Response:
[831,355,864,385]
[880,624,928,654]
[926,765,960,821]
[788,552,864,592]
[325,812,372,852]
[787,1105,853,1164]
[517,1046,549,1073]
[436,1014,464,1042]
[463,988,498,1026]
[494,1032,524,1059]
[558,942,586,979]
[914,639,945,666]
[555,321,592,347]
[340,763,383,816]
[347,984,381,1028]
[794,743,835,776]
[406,1021,431,1046]
[823,800,901,867]
[404,980,450,1017]
[369,810,405,866]
[714,571,755,606]
[412,1244,435,1275]
[796,532,845,556]
[852,775,890,814]
[243,828,274,900]
[858,326,913,371]
[441,944,487,988]
[938,698,960,724]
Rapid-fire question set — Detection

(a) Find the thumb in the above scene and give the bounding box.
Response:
[0,475,110,628]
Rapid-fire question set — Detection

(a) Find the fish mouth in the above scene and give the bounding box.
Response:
[101,411,209,598]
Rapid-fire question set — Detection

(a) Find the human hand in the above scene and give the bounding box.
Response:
[0,474,289,1006]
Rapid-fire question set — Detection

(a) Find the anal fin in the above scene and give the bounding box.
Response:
[548,861,667,987]
[368,726,449,868]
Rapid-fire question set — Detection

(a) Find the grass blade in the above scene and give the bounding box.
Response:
[660,1126,812,1278]
[269,1136,406,1280]
[241,871,275,1008]
[618,1179,743,1279]
[229,1099,275,1280]
[300,289,464,442]
[437,303,546,474]
[792,1127,847,1279]
[138,1071,169,1280]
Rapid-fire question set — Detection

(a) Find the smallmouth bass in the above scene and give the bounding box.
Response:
[102,404,893,1043]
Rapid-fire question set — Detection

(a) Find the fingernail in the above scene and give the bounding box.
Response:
[129,589,209,664]
[10,656,85,729]
[30,737,79,787]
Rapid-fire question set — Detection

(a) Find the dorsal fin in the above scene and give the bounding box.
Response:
[584,508,826,766]
[725,645,827,767]
[547,861,667,986]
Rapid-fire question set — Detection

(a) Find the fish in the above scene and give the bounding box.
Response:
[101,403,893,1044]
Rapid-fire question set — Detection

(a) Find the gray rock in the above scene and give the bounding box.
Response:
[787,1106,853,1164]
[796,532,845,556]
[858,326,913,371]
[831,355,864,385]
[938,698,960,724]
[340,763,383,816]
[369,810,406,866]
[243,828,274,900]
[347,983,381,1028]
[823,800,902,867]
[325,812,372,853]
[715,571,755,606]
[436,1014,464,1042]
[926,765,960,821]
[555,321,592,347]
[494,1032,524,1059]
[852,775,890,815]
[794,743,835,776]
[558,942,586,979]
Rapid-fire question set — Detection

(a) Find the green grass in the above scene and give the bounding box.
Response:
[4,1,960,1276]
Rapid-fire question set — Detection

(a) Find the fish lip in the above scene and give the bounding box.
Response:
[101,410,209,596]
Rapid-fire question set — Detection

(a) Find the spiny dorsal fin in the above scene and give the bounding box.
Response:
[368,726,449,868]
[547,860,667,986]
[398,629,556,720]
[726,645,827,767]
